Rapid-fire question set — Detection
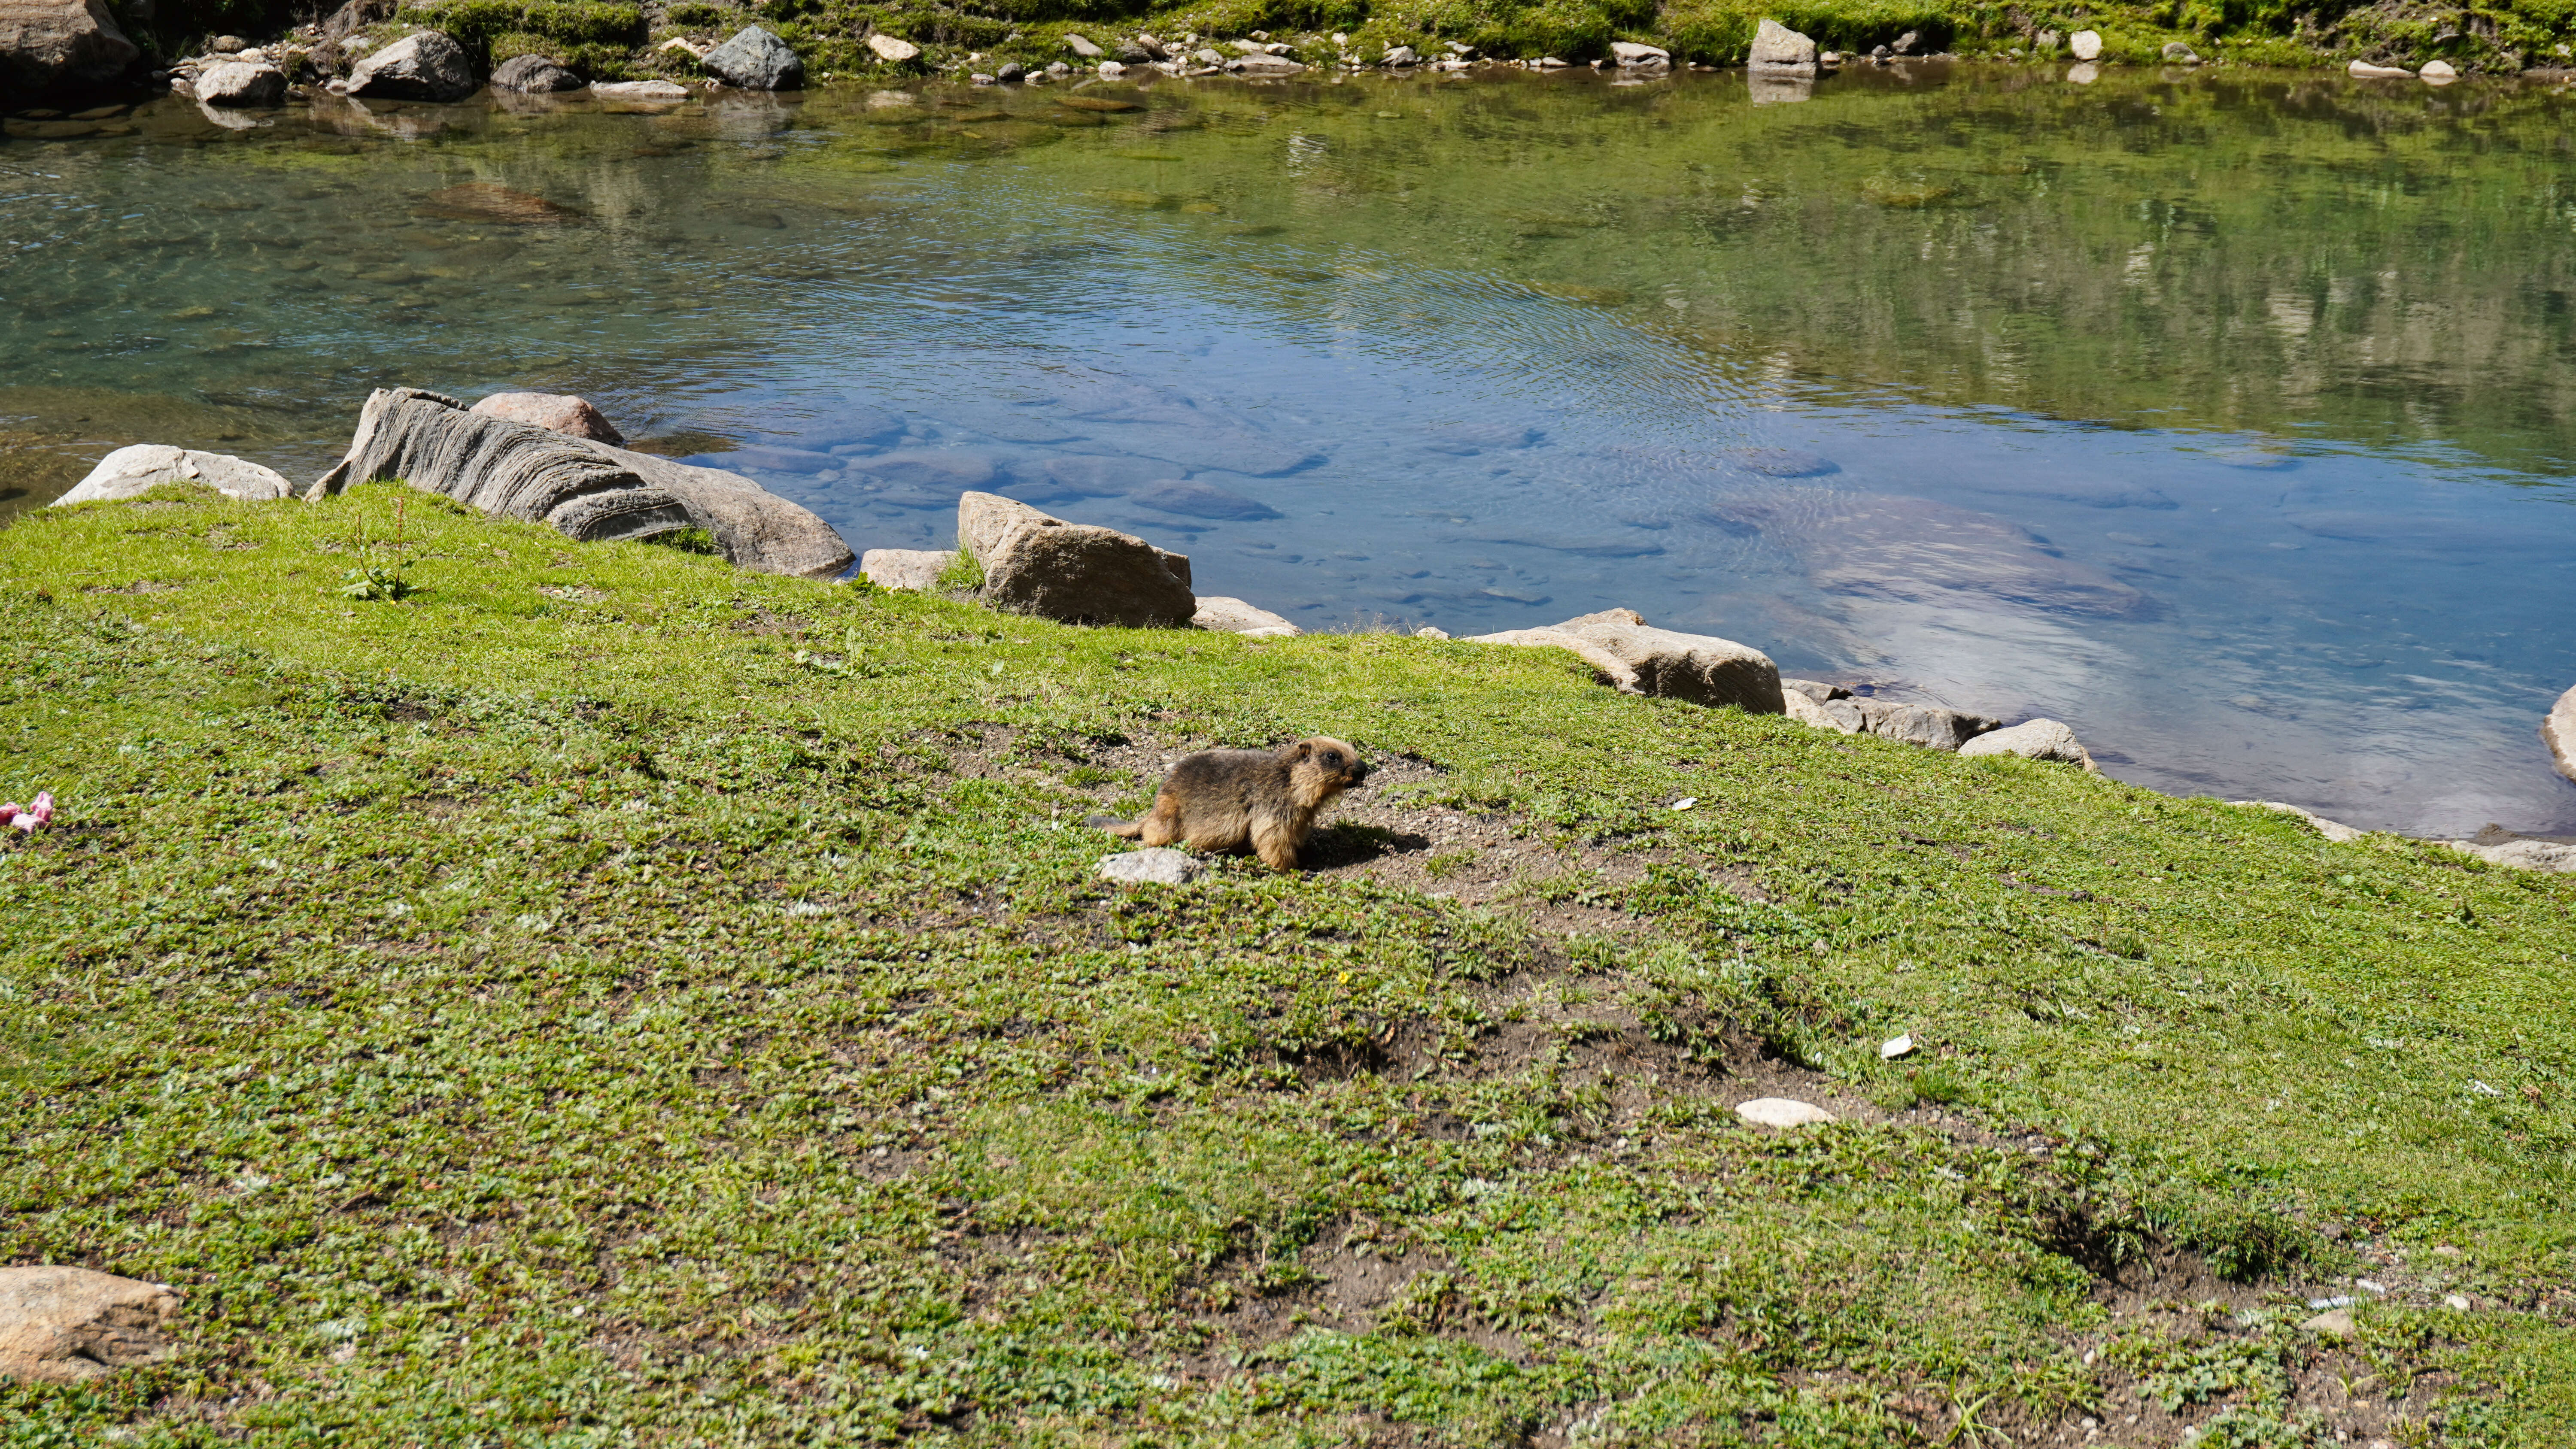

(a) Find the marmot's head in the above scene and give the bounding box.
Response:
[1282,737,1368,806]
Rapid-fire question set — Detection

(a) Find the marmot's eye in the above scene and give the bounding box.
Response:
[1321,752,1341,766]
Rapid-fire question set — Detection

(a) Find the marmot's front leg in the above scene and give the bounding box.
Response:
[1249,813,1303,870]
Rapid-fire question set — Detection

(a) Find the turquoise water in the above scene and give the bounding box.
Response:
[5,64,2574,834]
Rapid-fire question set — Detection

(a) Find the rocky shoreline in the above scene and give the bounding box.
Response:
[53,384,2576,874]
[6,0,2561,113]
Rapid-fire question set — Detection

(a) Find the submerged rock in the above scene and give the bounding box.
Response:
[859,547,952,590]
[0,1267,182,1385]
[56,444,293,505]
[0,0,139,95]
[346,30,477,102]
[1708,491,2153,618]
[1958,717,2096,769]
[703,25,801,89]
[590,79,689,100]
[1193,595,1299,637]
[1747,18,1817,76]
[490,53,580,91]
[957,491,1195,628]
[313,388,853,578]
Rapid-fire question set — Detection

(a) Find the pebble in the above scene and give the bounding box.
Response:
[2444,1294,2471,1311]
[2418,58,2458,82]
[1098,848,1200,885]
[1734,1097,1837,1128]
[1880,1034,1914,1059]
[2069,29,2102,59]
[1670,797,1696,810]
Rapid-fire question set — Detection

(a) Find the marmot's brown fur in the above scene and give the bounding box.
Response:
[1093,737,1369,870]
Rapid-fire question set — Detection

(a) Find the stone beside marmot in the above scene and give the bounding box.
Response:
[1093,737,1368,870]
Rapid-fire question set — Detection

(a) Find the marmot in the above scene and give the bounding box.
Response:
[1093,737,1369,870]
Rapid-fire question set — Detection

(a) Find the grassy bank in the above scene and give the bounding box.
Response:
[3,481,2572,1446]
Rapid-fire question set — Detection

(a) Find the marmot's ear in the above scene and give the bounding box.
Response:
[1288,739,1312,760]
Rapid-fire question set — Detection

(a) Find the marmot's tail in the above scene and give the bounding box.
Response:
[1088,813,1144,839]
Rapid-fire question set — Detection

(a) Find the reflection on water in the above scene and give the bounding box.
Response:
[4,64,2574,834]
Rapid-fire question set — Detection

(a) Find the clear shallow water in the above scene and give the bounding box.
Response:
[5,66,2575,834]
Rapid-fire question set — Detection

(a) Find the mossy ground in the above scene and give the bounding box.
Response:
[2,482,2571,1445]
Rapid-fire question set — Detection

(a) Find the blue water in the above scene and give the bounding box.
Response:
[4,67,2573,834]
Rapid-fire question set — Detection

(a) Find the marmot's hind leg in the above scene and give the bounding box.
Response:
[1136,794,1188,848]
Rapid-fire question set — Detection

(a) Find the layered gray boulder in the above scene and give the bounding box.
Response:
[1813,696,1999,749]
[860,548,954,590]
[2544,684,2576,785]
[703,25,802,89]
[346,30,477,101]
[1957,717,2096,770]
[490,53,580,91]
[2446,837,2576,873]
[0,0,137,94]
[956,491,1194,628]
[311,388,853,578]
[469,390,621,442]
[1469,608,1784,713]
[56,445,294,505]
[0,1267,181,1385]
[194,58,286,105]
[1748,18,1817,76]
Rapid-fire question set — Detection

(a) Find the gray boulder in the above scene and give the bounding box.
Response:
[1550,608,1785,713]
[1063,31,1102,57]
[1815,697,1999,749]
[1957,718,2096,770]
[2236,800,2365,843]
[955,491,1195,628]
[490,53,580,91]
[346,30,477,101]
[469,390,620,442]
[194,58,286,105]
[1781,678,1851,703]
[0,1267,182,1386]
[1748,18,1817,75]
[1469,609,1783,713]
[2544,684,2576,785]
[1098,848,1200,884]
[56,444,294,505]
[311,388,854,578]
[702,25,801,90]
[1193,595,1298,637]
[860,548,953,590]
[0,0,138,94]
[2447,838,2576,873]
[2069,28,2102,59]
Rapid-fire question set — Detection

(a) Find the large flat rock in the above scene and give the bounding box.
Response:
[0,1266,181,1385]
[0,0,137,93]
[55,444,293,506]
[314,387,852,578]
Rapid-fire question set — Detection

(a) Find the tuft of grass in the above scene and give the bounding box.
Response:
[0,482,2570,1444]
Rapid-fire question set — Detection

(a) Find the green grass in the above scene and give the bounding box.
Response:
[1,481,2571,1444]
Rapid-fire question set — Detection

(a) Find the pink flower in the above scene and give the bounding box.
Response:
[2,792,52,832]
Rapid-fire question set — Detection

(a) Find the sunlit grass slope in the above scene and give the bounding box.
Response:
[2,483,2569,1445]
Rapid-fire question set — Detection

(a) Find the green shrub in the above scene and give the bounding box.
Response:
[398,0,646,67]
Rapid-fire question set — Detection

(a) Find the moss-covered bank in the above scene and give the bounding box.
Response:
[2,482,2570,1443]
